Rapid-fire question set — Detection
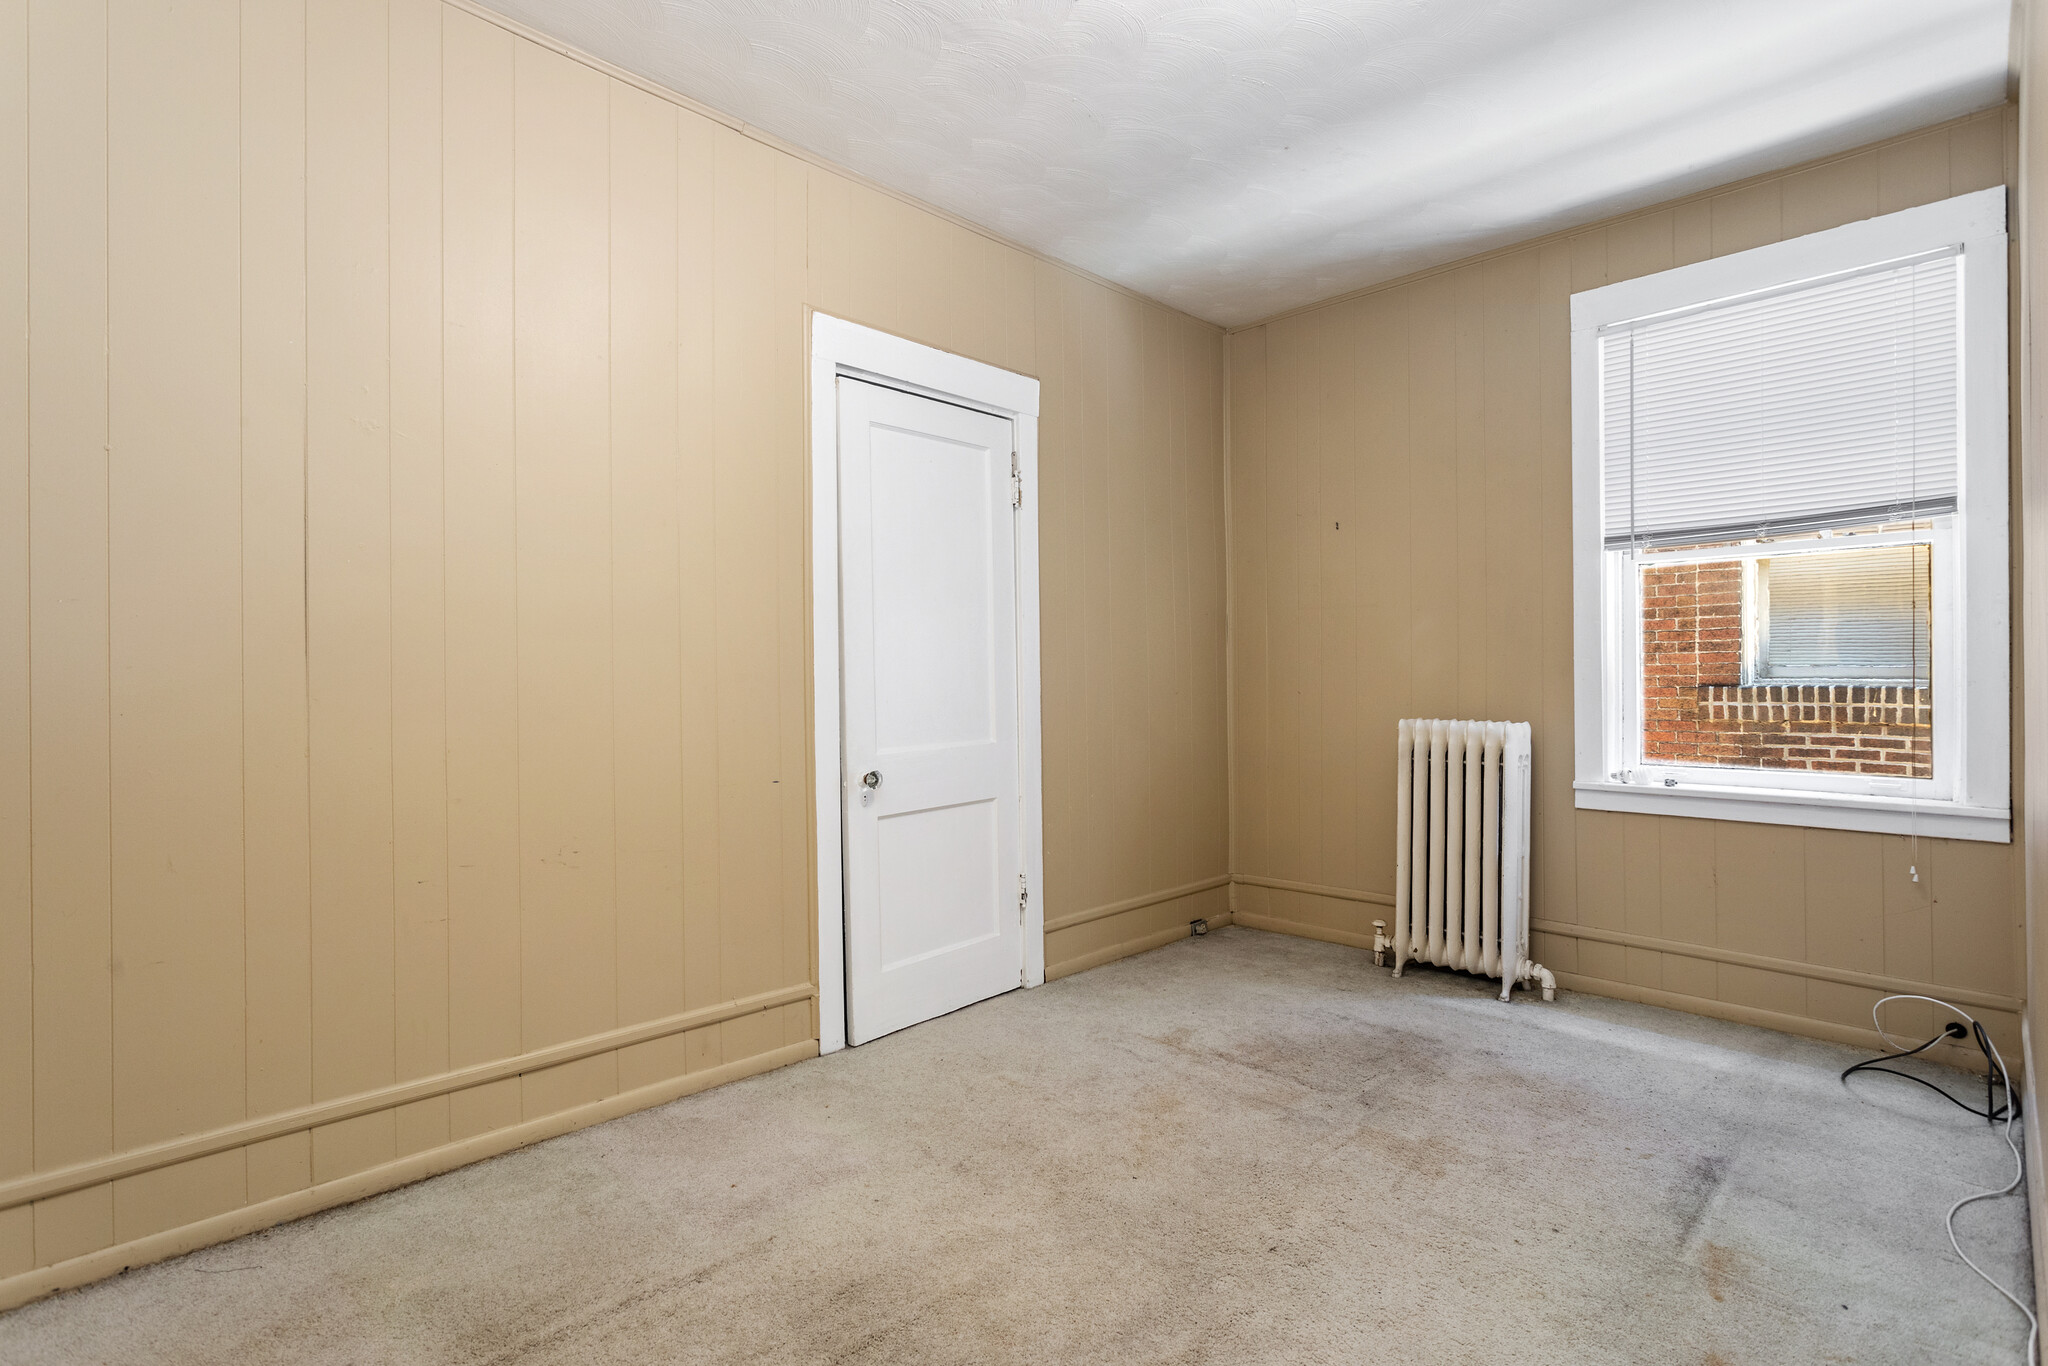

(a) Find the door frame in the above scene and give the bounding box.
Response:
[809,313,1044,1055]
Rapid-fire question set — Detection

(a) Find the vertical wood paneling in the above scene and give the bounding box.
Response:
[0,0,26,1281]
[1353,294,1410,898]
[1779,152,1878,239]
[389,0,449,1160]
[1947,113,2004,195]
[1933,843,2017,998]
[1189,321,1229,884]
[1057,274,1095,905]
[2,0,1232,1293]
[674,108,722,1074]
[1262,316,1307,878]
[1097,285,1133,902]
[1620,814,1661,985]
[1534,240,1578,931]
[1307,308,1352,887]
[771,151,809,1050]
[1708,181,1781,256]
[305,0,395,1185]
[1406,277,1459,719]
[106,0,246,1242]
[610,85,686,1090]
[710,126,790,1063]
[1803,829,1884,974]
[1552,218,1600,949]
[1140,306,1175,891]
[1481,250,1544,733]
[806,173,1035,380]
[1451,267,1488,723]
[1003,242,1037,381]
[1228,108,2018,1047]
[1074,278,1115,904]
[441,6,522,1142]
[27,0,114,1268]
[240,0,313,1207]
[1023,255,1226,948]
[1658,820,1717,998]
[1036,262,1075,908]
[1878,132,1950,213]
[1177,314,1210,886]
[1603,209,1673,284]
[513,41,617,1119]
[1226,328,1268,881]
[1672,201,1712,268]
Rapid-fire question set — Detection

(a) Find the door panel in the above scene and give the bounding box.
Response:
[877,798,1000,969]
[868,428,995,752]
[839,378,1022,1045]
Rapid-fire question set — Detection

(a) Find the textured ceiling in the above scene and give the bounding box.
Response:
[479,0,2013,328]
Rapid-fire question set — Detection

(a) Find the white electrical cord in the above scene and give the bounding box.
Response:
[1865,995,2038,1364]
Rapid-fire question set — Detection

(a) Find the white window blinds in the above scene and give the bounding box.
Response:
[1601,251,1959,550]
[1758,545,1930,681]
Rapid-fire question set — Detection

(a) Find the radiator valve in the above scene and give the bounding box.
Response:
[1371,920,1388,968]
[1505,958,1558,1003]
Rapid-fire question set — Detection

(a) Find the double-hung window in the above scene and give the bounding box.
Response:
[1570,188,2008,842]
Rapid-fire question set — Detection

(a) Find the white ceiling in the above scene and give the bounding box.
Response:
[480,0,2013,328]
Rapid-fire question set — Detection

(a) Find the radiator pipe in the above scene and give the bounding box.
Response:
[1506,958,1558,1003]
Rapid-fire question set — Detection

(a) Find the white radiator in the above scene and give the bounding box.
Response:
[1373,719,1555,1002]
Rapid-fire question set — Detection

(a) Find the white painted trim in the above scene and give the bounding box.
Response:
[811,314,1040,417]
[1572,780,2010,843]
[1570,188,2012,842]
[1016,409,1047,989]
[1570,188,2007,330]
[808,313,1044,1055]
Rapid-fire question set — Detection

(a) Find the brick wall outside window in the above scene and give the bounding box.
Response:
[1640,561,1931,778]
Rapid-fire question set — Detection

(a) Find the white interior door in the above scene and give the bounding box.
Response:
[838,377,1024,1045]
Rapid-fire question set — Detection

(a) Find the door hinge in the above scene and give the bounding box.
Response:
[1019,872,1029,923]
[1011,450,1023,509]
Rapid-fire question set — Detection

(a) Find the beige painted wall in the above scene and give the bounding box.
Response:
[0,0,1230,1303]
[1227,107,2023,1066]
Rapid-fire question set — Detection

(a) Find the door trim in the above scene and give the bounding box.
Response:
[809,313,1044,1055]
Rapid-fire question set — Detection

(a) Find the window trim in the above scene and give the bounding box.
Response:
[1570,187,2009,843]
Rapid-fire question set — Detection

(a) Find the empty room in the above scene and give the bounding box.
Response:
[2,0,2046,1361]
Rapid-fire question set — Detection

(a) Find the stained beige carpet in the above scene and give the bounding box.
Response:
[0,926,2034,1364]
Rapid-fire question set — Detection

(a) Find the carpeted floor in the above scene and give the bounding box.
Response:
[0,926,2034,1364]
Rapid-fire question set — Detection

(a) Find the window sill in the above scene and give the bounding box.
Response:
[1571,780,2009,843]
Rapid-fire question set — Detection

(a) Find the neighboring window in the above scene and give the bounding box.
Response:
[1571,188,2008,842]
[1752,543,1929,683]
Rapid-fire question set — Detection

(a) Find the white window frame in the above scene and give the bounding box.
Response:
[1571,188,2009,843]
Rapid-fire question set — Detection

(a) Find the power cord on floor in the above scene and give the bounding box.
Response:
[1843,1019,2012,1120]
[1841,995,2038,1364]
